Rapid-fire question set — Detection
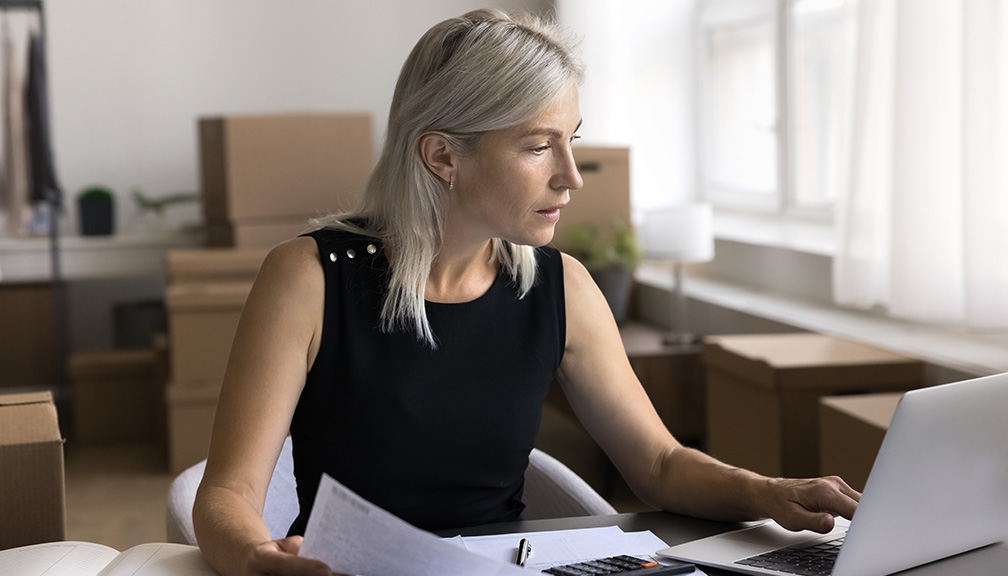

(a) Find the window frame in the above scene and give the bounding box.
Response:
[697,0,847,223]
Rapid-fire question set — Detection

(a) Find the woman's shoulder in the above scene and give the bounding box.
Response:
[556,250,596,295]
[258,235,324,285]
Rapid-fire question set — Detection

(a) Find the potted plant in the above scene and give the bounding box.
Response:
[77,186,114,236]
[132,189,199,233]
[565,219,642,323]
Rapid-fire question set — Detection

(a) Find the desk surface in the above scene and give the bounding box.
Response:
[448,511,1008,576]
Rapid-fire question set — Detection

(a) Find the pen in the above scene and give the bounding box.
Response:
[515,537,532,567]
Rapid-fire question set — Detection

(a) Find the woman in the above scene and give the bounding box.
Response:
[193,9,859,576]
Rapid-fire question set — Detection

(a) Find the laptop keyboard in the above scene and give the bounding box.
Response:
[734,534,845,576]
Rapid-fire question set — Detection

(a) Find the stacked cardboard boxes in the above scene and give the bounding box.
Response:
[164,249,266,473]
[0,391,65,549]
[703,333,923,478]
[199,113,373,248]
[166,112,374,470]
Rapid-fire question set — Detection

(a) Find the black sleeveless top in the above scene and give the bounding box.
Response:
[287,227,565,535]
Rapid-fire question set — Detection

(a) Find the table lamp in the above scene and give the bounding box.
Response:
[641,203,715,346]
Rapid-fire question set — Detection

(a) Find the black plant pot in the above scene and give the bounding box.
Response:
[589,265,633,324]
[78,195,114,236]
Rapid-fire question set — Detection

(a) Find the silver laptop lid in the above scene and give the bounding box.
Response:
[831,372,1008,576]
[656,372,1008,576]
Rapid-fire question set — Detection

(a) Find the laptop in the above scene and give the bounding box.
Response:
[656,372,1008,576]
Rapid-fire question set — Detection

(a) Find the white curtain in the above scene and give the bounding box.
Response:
[834,0,1008,328]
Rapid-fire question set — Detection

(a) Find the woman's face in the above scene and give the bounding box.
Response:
[451,83,584,248]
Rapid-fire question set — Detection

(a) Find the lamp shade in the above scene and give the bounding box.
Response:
[641,203,715,263]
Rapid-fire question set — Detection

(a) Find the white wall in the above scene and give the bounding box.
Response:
[44,0,550,235]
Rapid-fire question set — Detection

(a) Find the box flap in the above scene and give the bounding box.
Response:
[166,282,253,310]
[167,248,268,284]
[0,391,62,446]
[821,393,902,429]
[703,334,922,391]
[68,349,156,380]
[705,334,917,368]
[0,390,53,407]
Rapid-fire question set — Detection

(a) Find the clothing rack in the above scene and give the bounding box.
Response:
[0,0,67,426]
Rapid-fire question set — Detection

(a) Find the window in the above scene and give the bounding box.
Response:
[698,0,857,216]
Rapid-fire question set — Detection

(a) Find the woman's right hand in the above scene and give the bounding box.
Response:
[241,536,338,576]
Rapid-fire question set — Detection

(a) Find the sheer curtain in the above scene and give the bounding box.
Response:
[834,0,1008,328]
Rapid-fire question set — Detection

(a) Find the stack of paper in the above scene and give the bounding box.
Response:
[301,474,704,575]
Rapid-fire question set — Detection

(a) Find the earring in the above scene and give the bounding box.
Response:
[449,174,454,190]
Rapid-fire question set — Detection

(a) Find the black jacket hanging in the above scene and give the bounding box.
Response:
[26,31,61,209]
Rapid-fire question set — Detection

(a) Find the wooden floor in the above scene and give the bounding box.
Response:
[64,441,175,551]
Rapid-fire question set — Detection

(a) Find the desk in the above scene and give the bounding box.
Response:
[446,512,1008,576]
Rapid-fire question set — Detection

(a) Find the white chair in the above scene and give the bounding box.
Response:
[166,436,616,545]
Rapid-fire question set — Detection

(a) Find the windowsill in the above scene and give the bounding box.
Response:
[636,263,1008,378]
[0,229,204,283]
[712,211,836,256]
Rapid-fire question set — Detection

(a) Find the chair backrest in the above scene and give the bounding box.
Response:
[166,440,615,545]
[166,436,298,545]
[523,448,617,520]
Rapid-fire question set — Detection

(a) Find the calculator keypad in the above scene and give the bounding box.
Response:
[543,555,686,576]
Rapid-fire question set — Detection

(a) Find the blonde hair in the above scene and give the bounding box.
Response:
[317,9,584,346]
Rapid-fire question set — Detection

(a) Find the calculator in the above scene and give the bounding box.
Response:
[541,554,694,575]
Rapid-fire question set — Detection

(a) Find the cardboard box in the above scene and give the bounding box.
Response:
[166,248,268,285]
[68,350,159,443]
[204,217,316,249]
[166,282,253,385]
[200,113,372,225]
[619,322,706,443]
[0,283,56,389]
[703,333,922,478]
[819,393,902,492]
[551,146,631,253]
[165,383,221,473]
[0,391,65,549]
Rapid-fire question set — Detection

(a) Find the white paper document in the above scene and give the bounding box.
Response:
[459,526,670,571]
[300,473,705,575]
[300,474,529,575]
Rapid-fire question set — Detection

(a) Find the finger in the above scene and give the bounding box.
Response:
[254,553,332,576]
[818,477,859,519]
[777,508,835,534]
[249,539,332,576]
[802,512,836,534]
[838,480,862,503]
[274,535,304,555]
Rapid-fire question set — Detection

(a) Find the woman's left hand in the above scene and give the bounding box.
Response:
[761,476,861,533]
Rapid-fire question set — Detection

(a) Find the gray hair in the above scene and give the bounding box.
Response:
[317,8,584,346]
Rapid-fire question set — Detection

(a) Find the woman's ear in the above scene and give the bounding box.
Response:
[419,132,456,187]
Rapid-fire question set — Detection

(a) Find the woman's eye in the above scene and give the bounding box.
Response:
[532,145,551,154]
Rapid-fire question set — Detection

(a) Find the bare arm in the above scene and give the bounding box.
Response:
[192,237,332,576]
[556,254,859,532]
